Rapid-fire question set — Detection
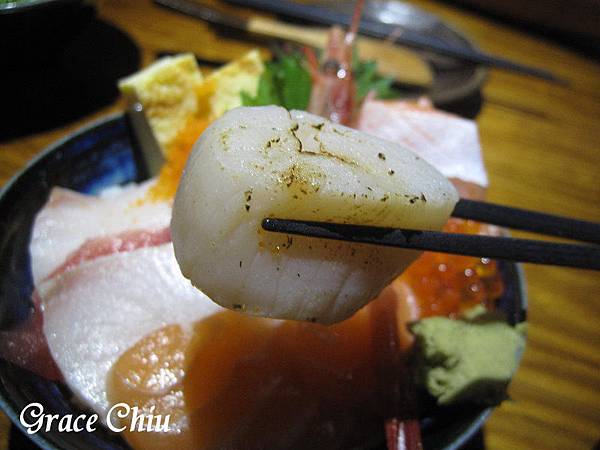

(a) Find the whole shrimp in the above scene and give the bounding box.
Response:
[307,5,425,448]
[305,0,364,126]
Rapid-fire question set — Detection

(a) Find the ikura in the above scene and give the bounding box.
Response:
[400,218,504,318]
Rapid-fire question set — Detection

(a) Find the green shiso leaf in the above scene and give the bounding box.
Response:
[242,53,311,110]
[353,56,402,101]
[241,49,402,109]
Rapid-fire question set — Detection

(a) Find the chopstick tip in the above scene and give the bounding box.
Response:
[261,217,277,231]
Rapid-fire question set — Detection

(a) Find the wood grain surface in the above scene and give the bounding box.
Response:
[1,1,599,449]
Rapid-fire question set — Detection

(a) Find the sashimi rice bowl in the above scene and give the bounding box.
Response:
[0,21,526,450]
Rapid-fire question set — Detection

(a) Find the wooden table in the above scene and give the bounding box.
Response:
[1,0,599,449]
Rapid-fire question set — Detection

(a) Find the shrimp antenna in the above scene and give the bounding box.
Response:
[346,0,365,45]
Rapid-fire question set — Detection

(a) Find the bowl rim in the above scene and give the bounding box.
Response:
[0,112,528,450]
[0,113,124,450]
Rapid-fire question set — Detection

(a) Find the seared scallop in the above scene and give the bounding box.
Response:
[172,106,458,324]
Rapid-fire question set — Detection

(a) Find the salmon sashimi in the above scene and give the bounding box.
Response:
[107,287,419,450]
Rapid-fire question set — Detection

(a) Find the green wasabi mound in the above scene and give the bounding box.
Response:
[410,308,526,406]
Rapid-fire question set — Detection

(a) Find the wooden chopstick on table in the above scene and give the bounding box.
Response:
[262,199,600,270]
[154,0,562,83]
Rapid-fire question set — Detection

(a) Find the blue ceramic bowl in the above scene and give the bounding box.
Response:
[0,114,527,450]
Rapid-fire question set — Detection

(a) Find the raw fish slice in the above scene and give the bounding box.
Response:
[357,98,488,188]
[172,106,458,324]
[0,294,62,381]
[108,290,420,450]
[38,243,221,416]
[450,178,486,201]
[47,227,171,280]
[30,181,171,284]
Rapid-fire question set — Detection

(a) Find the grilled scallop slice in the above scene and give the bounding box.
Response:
[172,106,458,324]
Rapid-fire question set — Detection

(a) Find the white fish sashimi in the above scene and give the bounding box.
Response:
[172,106,458,324]
[38,243,221,416]
[357,98,488,187]
[30,181,171,284]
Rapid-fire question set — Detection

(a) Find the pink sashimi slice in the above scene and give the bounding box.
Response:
[2,184,171,382]
[46,227,172,281]
[30,181,171,285]
[0,293,62,381]
[37,243,222,416]
[357,98,488,188]
[449,178,486,201]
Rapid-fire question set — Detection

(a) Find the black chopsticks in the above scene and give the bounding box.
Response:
[452,199,600,245]
[261,200,600,271]
[221,0,561,83]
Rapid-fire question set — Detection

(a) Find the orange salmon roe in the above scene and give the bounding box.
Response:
[147,80,217,201]
[400,218,504,318]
